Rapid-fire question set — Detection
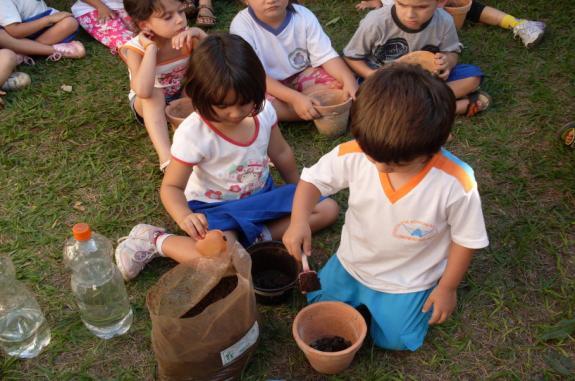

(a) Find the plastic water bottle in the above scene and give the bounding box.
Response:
[0,255,51,358]
[63,223,133,339]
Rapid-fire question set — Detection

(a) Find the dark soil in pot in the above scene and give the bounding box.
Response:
[309,336,352,352]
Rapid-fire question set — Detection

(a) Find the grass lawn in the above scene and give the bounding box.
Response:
[1,0,574,379]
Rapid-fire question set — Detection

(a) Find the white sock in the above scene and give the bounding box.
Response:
[155,233,173,257]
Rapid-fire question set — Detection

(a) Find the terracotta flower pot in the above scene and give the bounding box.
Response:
[397,51,437,73]
[444,0,472,30]
[309,89,352,137]
[292,301,367,375]
[165,97,194,130]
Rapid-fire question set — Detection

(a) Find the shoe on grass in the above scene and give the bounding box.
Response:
[513,20,545,48]
[1,72,31,91]
[48,41,86,60]
[558,121,575,149]
[115,224,165,281]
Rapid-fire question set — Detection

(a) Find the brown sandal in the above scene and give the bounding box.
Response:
[196,4,216,27]
[465,90,491,117]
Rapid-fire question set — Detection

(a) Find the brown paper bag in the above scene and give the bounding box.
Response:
[147,242,258,381]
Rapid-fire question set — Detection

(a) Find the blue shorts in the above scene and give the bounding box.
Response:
[188,176,296,247]
[307,255,433,351]
[446,63,483,83]
[22,9,78,43]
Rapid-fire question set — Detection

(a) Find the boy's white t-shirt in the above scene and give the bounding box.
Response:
[71,0,125,18]
[0,0,49,27]
[230,4,339,80]
[171,101,278,203]
[301,141,489,294]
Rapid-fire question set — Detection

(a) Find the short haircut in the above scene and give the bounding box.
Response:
[183,33,266,122]
[124,0,185,31]
[350,64,455,164]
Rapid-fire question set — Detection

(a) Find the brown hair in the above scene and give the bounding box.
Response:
[183,33,266,122]
[350,64,455,164]
[124,0,185,31]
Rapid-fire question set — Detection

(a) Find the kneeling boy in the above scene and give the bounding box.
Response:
[283,65,489,351]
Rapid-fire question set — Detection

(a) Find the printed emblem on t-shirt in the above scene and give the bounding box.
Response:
[288,48,310,70]
[393,220,436,241]
[373,37,409,64]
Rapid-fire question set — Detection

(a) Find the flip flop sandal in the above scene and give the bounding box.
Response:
[196,4,216,27]
[465,90,491,117]
[557,121,575,148]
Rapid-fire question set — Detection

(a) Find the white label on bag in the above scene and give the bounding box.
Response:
[220,321,259,366]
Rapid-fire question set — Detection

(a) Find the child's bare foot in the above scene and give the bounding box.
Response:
[355,0,382,11]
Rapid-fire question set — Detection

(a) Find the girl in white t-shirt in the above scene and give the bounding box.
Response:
[114,34,339,281]
[230,0,358,122]
[71,0,134,54]
[119,0,206,171]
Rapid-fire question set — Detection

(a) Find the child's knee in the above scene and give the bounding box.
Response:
[0,49,17,68]
[370,322,427,351]
[58,15,80,32]
[317,198,339,224]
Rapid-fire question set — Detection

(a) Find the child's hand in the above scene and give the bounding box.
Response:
[342,79,359,100]
[178,212,209,240]
[172,27,207,50]
[292,93,321,120]
[433,53,450,81]
[422,285,457,325]
[355,0,382,11]
[96,5,116,23]
[282,222,312,260]
[48,11,73,24]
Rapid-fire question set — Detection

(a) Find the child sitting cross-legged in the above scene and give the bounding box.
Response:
[0,0,85,61]
[115,34,339,281]
[230,0,358,122]
[283,64,489,351]
[120,0,206,172]
[344,0,489,117]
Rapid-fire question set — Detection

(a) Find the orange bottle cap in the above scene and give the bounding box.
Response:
[72,223,92,241]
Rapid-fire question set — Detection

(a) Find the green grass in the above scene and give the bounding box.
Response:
[1,0,574,379]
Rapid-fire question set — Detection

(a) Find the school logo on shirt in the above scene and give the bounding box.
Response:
[288,48,310,70]
[393,220,436,241]
[373,37,409,64]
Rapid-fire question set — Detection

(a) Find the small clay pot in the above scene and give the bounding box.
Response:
[396,51,437,73]
[165,97,194,130]
[444,0,472,30]
[292,301,367,375]
[309,89,352,137]
[247,241,299,305]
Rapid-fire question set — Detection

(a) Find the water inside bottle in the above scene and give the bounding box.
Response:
[0,307,51,358]
[72,257,132,339]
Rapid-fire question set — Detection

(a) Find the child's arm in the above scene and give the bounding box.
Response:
[79,0,116,22]
[343,56,377,79]
[123,34,158,99]
[422,242,474,325]
[433,52,458,81]
[282,180,322,258]
[3,12,73,38]
[321,57,359,99]
[160,161,208,239]
[267,125,299,184]
[267,77,321,120]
